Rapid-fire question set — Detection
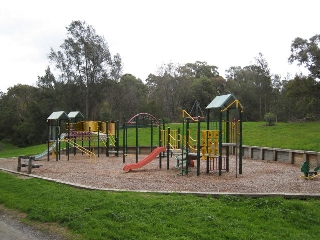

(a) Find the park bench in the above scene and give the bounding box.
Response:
[17,156,43,174]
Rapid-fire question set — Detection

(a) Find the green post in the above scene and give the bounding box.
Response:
[197,116,201,176]
[123,118,126,163]
[88,127,91,156]
[150,120,153,152]
[97,125,100,157]
[185,118,190,175]
[226,110,230,172]
[206,109,210,173]
[219,110,223,176]
[136,118,139,163]
[158,121,162,168]
[167,127,170,170]
[178,128,180,149]
[81,131,84,155]
[106,121,109,157]
[47,122,50,161]
[239,109,243,174]
[116,120,120,157]
[55,125,59,161]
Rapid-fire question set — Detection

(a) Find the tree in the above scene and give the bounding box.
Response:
[115,74,148,120]
[288,34,320,79]
[0,85,46,146]
[178,61,219,78]
[49,20,123,119]
[225,53,273,121]
[284,74,320,119]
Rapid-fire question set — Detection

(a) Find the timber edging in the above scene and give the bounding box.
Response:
[242,145,320,167]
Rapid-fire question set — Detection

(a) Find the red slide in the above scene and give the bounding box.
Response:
[123,147,166,172]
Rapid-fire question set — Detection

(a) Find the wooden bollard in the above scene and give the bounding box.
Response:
[17,156,22,172]
[27,157,32,174]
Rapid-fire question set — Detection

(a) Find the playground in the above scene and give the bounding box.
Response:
[1,93,319,196]
[1,153,320,195]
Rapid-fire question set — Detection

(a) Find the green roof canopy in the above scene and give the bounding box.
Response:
[47,111,70,120]
[206,93,244,111]
[68,111,84,120]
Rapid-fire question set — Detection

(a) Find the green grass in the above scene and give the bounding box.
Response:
[0,142,47,158]
[122,121,320,152]
[1,122,320,239]
[242,121,320,151]
[1,171,320,239]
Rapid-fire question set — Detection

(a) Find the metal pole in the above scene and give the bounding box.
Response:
[197,116,201,176]
[239,109,243,174]
[116,120,120,157]
[122,118,126,163]
[219,111,223,176]
[150,120,153,152]
[226,110,229,172]
[185,118,190,174]
[136,118,139,163]
[106,121,109,157]
[167,127,170,170]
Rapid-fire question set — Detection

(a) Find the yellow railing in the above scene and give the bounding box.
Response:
[61,138,96,163]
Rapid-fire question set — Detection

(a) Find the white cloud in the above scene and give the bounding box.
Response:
[0,0,318,92]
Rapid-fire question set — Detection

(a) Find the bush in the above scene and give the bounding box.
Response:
[264,112,276,126]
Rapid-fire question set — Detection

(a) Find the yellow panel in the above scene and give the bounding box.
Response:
[202,131,206,138]
[108,122,116,135]
[99,122,107,133]
[214,148,219,155]
[214,130,219,139]
[201,147,207,154]
[76,121,84,131]
[85,121,98,132]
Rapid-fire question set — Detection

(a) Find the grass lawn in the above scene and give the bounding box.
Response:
[122,121,320,152]
[1,171,320,240]
[1,121,320,239]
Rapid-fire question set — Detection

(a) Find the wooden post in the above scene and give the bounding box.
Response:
[27,156,33,174]
[17,156,22,172]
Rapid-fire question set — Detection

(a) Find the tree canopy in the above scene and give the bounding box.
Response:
[288,34,320,79]
[0,23,319,147]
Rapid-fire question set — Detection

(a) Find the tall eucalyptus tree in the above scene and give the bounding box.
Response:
[49,20,123,120]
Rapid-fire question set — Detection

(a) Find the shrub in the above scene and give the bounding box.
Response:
[264,112,276,126]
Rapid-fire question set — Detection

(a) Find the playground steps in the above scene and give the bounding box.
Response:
[173,150,191,175]
[61,138,96,163]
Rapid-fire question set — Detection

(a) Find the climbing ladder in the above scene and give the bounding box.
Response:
[61,138,96,163]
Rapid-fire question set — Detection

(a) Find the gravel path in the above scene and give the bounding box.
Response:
[0,206,66,240]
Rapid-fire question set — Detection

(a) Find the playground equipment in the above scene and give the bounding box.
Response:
[123,147,166,172]
[46,111,120,161]
[161,94,244,176]
[122,113,162,164]
[300,161,320,180]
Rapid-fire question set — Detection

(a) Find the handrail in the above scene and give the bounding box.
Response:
[61,138,96,163]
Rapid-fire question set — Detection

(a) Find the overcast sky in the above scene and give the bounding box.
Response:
[0,0,318,92]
